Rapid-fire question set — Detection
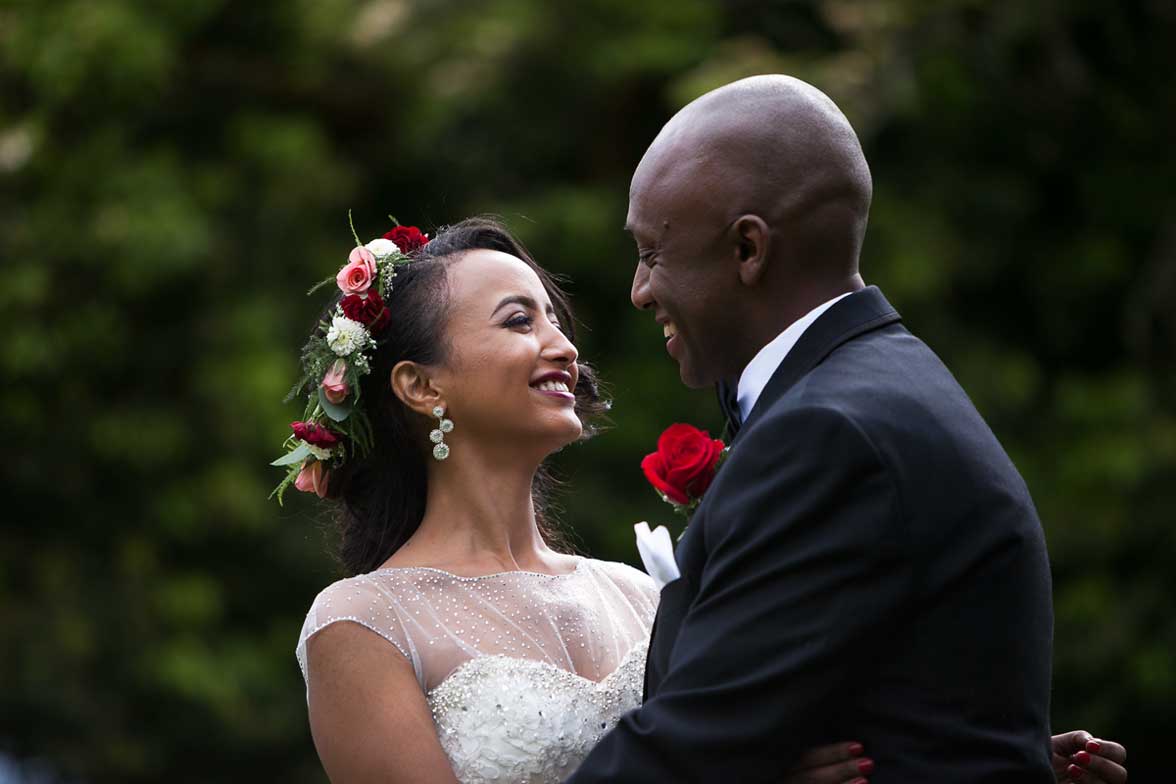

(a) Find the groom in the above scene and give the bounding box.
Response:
[568,76,1056,781]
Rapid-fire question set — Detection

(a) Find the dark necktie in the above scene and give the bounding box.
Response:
[716,379,742,440]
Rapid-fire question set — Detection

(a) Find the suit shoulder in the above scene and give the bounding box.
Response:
[742,397,884,461]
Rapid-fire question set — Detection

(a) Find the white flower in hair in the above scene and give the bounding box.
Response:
[365,237,400,257]
[326,315,368,356]
[307,444,333,460]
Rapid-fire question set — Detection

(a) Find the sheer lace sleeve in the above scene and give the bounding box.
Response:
[295,574,424,697]
[590,558,660,626]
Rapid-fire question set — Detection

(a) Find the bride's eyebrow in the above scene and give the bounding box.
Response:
[490,294,556,319]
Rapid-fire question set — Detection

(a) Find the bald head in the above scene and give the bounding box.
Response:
[626,76,872,388]
[631,75,872,279]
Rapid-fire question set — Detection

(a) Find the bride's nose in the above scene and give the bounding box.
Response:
[540,321,578,367]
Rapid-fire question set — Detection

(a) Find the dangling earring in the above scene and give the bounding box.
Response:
[430,405,454,461]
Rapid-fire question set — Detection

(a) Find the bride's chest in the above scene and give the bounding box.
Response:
[426,640,647,784]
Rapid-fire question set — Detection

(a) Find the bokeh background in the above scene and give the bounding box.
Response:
[3,0,1173,781]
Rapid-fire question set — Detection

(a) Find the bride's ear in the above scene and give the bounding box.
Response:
[390,360,444,417]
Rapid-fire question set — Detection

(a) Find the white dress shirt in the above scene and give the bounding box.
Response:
[736,292,855,423]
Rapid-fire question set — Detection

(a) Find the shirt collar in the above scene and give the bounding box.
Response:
[736,292,854,422]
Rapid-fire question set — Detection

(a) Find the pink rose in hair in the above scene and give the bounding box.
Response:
[336,246,377,295]
[294,460,329,498]
[320,359,349,404]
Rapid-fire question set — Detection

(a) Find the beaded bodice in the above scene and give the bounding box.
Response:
[296,557,658,783]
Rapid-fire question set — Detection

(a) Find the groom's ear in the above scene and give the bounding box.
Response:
[390,360,444,418]
[731,214,770,286]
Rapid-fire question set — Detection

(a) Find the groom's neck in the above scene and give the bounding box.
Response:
[726,273,866,380]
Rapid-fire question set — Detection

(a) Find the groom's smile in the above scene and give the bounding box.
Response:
[659,317,683,362]
[659,318,679,353]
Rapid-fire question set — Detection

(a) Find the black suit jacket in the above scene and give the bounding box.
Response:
[567,287,1054,783]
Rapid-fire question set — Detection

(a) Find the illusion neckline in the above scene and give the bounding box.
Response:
[369,556,588,582]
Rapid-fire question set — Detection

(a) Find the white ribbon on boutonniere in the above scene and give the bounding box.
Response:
[634,521,680,590]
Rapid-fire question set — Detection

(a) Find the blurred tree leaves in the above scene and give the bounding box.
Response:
[1,0,1172,780]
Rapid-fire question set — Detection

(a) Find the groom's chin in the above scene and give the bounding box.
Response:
[676,361,715,390]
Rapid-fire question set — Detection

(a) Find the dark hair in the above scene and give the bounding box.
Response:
[323,217,609,576]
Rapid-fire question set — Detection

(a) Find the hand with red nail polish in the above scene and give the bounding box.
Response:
[1051,730,1127,783]
[782,741,873,783]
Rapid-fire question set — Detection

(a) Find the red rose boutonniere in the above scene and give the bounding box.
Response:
[641,423,728,522]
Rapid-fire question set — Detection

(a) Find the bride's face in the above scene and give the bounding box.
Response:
[432,249,583,454]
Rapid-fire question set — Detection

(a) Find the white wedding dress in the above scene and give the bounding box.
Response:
[296,556,658,783]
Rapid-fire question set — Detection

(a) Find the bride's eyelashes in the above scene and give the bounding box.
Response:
[503,313,565,333]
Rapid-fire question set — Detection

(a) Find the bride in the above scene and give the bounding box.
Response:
[281,217,1124,784]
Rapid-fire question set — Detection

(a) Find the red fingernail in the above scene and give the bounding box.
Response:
[1085,740,1101,754]
[848,742,865,757]
[857,758,875,775]
[1072,750,1091,766]
[1067,764,1085,780]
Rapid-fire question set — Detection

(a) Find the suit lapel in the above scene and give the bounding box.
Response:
[731,286,902,447]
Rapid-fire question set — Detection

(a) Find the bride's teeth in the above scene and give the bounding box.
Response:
[536,380,570,393]
[663,323,677,339]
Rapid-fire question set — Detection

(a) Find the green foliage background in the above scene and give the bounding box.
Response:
[2,0,1172,780]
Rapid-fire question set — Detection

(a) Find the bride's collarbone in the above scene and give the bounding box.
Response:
[374,552,585,579]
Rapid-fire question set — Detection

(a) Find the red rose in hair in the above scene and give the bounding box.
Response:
[340,290,391,335]
[641,423,726,506]
[290,421,340,447]
[383,225,428,254]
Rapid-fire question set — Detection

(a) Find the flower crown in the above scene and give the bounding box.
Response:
[270,214,429,504]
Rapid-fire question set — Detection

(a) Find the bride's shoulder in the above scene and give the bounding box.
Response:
[296,570,425,685]
[306,568,412,608]
[582,557,659,601]
[302,566,452,633]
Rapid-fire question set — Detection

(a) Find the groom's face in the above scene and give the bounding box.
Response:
[626,163,742,389]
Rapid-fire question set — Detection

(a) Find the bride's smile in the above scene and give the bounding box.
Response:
[530,370,576,399]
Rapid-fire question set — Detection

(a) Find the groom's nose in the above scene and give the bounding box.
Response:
[631,263,653,311]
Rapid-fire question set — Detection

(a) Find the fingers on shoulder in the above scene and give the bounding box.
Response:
[1054,729,1094,756]
[786,742,870,784]
[786,758,868,784]
[1084,752,1128,783]
[1091,738,1128,765]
